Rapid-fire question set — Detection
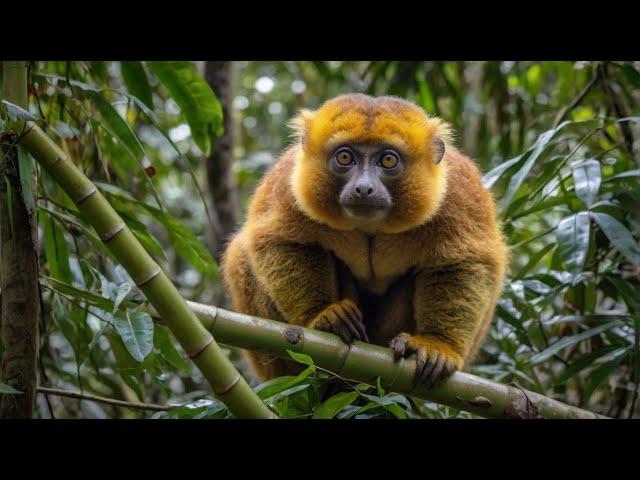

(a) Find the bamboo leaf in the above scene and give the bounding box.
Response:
[530,320,623,365]
[120,61,154,111]
[41,211,73,285]
[500,121,571,208]
[1,99,37,121]
[312,391,360,419]
[556,344,627,383]
[98,183,218,280]
[255,366,314,400]
[590,212,640,264]
[556,212,591,274]
[572,159,601,208]
[147,61,222,156]
[154,324,190,372]
[287,350,315,366]
[17,147,35,215]
[113,308,154,362]
[87,91,144,161]
[0,382,22,394]
[583,351,628,401]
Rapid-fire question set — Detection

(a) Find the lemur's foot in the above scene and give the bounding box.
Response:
[310,299,369,343]
[389,333,462,387]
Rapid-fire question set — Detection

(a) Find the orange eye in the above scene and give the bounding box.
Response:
[336,150,354,166]
[380,153,399,169]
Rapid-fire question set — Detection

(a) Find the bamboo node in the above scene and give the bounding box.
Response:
[100,222,125,243]
[137,266,162,288]
[283,326,303,345]
[76,186,97,204]
[213,373,240,396]
[186,334,214,359]
[501,382,541,419]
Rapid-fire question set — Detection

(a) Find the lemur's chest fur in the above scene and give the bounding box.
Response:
[319,229,418,295]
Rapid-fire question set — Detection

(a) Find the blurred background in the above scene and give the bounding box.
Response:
[2,61,638,419]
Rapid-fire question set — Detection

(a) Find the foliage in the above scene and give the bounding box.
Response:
[0,61,638,418]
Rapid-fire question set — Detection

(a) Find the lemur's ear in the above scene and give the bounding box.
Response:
[289,109,315,146]
[432,137,445,164]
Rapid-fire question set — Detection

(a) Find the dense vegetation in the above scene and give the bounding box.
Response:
[0,61,638,418]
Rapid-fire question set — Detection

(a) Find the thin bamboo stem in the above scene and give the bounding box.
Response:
[185,301,607,419]
[37,387,170,412]
[16,121,273,419]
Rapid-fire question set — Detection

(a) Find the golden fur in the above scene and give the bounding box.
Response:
[222,94,508,381]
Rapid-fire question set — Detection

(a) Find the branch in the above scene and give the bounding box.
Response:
[553,67,599,128]
[16,121,274,419]
[175,301,607,419]
[37,387,171,412]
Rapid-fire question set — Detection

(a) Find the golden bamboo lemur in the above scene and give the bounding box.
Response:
[222,94,508,386]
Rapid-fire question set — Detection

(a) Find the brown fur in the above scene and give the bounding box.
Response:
[222,95,508,381]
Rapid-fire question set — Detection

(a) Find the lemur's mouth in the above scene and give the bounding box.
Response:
[342,202,389,218]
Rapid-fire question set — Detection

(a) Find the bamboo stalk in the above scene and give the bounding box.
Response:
[16,121,274,419]
[185,301,607,419]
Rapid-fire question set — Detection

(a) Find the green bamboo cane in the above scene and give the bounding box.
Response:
[15,121,274,419]
[185,301,607,419]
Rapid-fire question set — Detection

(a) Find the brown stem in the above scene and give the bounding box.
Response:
[0,61,40,419]
[204,61,240,263]
[37,387,170,412]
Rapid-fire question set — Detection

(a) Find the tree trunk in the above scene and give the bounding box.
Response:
[0,61,40,418]
[204,61,240,262]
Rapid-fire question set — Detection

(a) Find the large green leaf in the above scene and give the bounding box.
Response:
[572,159,601,208]
[120,61,154,111]
[113,308,154,362]
[41,211,73,285]
[556,212,590,274]
[147,61,223,156]
[590,212,640,265]
[530,320,623,365]
[499,121,571,208]
[312,391,360,419]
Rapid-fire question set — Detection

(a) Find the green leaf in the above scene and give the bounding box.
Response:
[572,159,601,208]
[113,308,154,362]
[87,91,144,163]
[41,211,73,285]
[287,350,315,366]
[583,351,628,401]
[147,61,222,155]
[515,243,556,279]
[1,99,37,121]
[500,121,571,208]
[530,320,623,365]
[154,324,189,372]
[556,344,627,383]
[590,212,640,264]
[120,62,154,111]
[43,276,115,312]
[0,382,22,394]
[98,183,218,280]
[255,366,314,400]
[312,391,360,419]
[556,212,591,274]
[17,147,35,215]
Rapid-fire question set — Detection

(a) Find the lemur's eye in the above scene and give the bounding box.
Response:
[380,152,399,169]
[335,149,354,166]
